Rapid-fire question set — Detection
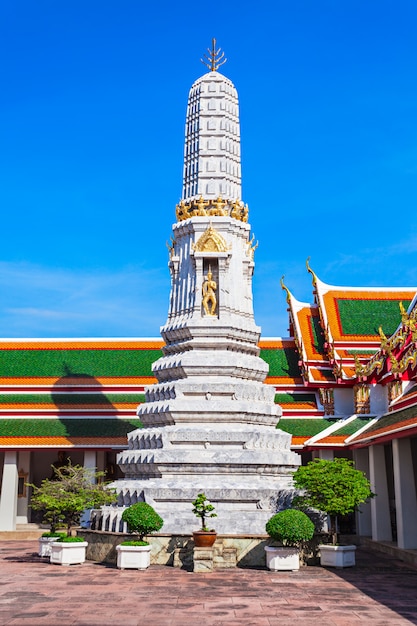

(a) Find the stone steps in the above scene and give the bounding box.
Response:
[0,524,44,541]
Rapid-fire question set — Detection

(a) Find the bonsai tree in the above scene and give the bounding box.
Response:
[28,477,65,535]
[266,509,314,547]
[121,502,164,545]
[293,458,374,544]
[28,461,115,537]
[192,492,217,531]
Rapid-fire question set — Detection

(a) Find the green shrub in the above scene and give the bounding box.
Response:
[266,509,315,547]
[28,461,116,536]
[57,536,85,543]
[121,502,164,542]
[293,458,374,544]
[120,540,149,547]
[41,531,66,539]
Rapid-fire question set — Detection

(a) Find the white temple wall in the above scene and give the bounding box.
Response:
[370,384,388,415]
[333,388,354,415]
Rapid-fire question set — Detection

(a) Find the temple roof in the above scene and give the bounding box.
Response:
[0,418,142,448]
[284,266,417,384]
[349,405,417,446]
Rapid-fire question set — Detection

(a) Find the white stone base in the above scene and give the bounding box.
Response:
[38,537,57,557]
[116,544,151,569]
[264,546,300,571]
[50,542,88,566]
[319,544,356,568]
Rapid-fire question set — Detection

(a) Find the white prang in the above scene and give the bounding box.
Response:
[182,71,241,202]
[114,64,301,535]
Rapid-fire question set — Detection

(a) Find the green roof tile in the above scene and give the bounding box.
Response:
[277,418,330,437]
[336,299,411,337]
[260,347,300,378]
[0,349,162,378]
[0,393,145,405]
[0,418,143,437]
[333,417,374,436]
[310,315,326,354]
[275,393,317,406]
[359,406,417,436]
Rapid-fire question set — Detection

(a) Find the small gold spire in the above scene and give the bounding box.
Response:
[201,38,227,72]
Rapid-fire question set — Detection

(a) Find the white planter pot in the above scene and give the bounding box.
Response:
[319,544,356,568]
[265,546,300,571]
[50,542,88,566]
[116,544,151,570]
[38,537,59,557]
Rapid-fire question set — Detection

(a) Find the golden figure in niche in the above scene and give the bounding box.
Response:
[202,267,217,316]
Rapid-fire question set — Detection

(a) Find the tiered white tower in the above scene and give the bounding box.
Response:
[116,41,300,533]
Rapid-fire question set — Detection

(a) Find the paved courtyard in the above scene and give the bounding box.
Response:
[0,541,416,625]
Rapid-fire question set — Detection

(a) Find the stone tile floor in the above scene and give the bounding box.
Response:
[0,541,416,625]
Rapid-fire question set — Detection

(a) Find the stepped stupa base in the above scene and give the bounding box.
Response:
[113,480,296,534]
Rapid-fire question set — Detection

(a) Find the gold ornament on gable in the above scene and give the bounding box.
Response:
[192,225,229,253]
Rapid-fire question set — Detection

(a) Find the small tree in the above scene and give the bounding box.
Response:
[293,458,374,545]
[192,492,217,531]
[266,509,315,547]
[121,503,164,544]
[28,461,116,536]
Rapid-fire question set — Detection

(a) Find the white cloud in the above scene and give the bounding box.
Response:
[0,261,170,338]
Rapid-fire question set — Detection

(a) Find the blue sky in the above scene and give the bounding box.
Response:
[1,1,417,338]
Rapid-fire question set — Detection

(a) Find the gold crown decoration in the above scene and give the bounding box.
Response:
[176,197,248,223]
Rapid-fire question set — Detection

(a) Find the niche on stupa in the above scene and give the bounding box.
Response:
[201,260,219,317]
[192,225,232,318]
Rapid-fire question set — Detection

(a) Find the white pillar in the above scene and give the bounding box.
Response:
[16,451,31,524]
[80,451,98,529]
[369,444,392,541]
[392,438,417,549]
[353,448,372,537]
[318,449,334,461]
[0,451,18,531]
[83,451,97,483]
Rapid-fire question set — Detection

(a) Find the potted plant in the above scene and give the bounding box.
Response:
[28,478,67,556]
[293,458,374,567]
[264,509,315,571]
[116,502,164,570]
[191,492,217,547]
[38,531,66,557]
[28,461,115,565]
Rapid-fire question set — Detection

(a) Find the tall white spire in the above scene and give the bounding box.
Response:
[182,39,241,202]
[113,42,300,536]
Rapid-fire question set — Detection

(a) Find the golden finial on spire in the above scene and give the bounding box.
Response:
[201,38,227,72]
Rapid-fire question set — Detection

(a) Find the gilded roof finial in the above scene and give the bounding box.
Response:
[306,256,318,288]
[201,38,227,72]
[280,276,292,306]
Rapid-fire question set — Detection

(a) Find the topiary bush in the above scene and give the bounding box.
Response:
[293,457,374,544]
[121,502,164,543]
[266,509,315,547]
